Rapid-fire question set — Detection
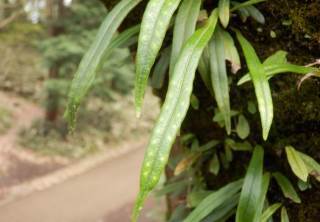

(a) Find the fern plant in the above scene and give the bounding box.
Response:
[65,0,320,221]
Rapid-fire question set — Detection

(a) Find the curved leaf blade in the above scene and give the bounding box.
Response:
[65,0,141,128]
[236,30,273,140]
[273,172,301,203]
[221,29,241,74]
[150,46,171,89]
[209,26,231,134]
[260,203,282,222]
[198,46,213,94]
[253,173,271,222]
[236,145,264,222]
[238,64,317,85]
[281,207,290,222]
[285,146,309,182]
[170,0,201,75]
[236,115,250,139]
[184,179,243,222]
[246,5,265,24]
[108,24,140,51]
[218,0,230,27]
[231,0,266,12]
[298,151,320,181]
[134,0,182,116]
[131,10,219,222]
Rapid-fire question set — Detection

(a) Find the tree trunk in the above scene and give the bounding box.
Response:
[103,0,320,221]
[45,0,65,122]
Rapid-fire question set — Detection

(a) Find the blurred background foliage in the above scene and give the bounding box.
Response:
[0,0,157,158]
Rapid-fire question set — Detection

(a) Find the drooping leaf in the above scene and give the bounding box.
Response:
[218,0,230,28]
[190,94,200,110]
[170,0,201,75]
[65,0,142,128]
[135,0,182,116]
[285,146,309,182]
[298,151,320,181]
[230,0,266,12]
[108,24,140,51]
[236,114,250,139]
[236,146,264,222]
[198,46,213,94]
[260,203,282,222]
[209,153,220,175]
[209,26,231,134]
[263,50,288,66]
[281,207,290,222]
[187,190,212,208]
[253,173,271,222]
[221,29,241,73]
[246,5,265,24]
[132,11,219,222]
[202,194,239,222]
[273,172,301,203]
[184,179,243,222]
[247,101,257,114]
[238,64,317,85]
[236,30,273,140]
[150,46,171,89]
[229,140,253,151]
[198,139,220,152]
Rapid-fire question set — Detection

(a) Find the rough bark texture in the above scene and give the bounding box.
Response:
[103,0,320,221]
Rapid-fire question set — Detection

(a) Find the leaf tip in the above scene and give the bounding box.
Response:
[131,190,148,222]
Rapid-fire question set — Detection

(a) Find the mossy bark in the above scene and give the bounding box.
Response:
[102,0,320,221]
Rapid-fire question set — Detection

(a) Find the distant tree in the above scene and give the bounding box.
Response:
[40,0,134,123]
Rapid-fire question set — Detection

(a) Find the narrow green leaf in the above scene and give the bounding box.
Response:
[65,0,141,128]
[187,190,212,208]
[273,172,301,203]
[236,30,273,140]
[238,64,317,85]
[246,5,265,24]
[281,207,290,222]
[253,173,271,222]
[209,26,231,134]
[190,94,200,110]
[236,115,250,139]
[218,0,230,28]
[170,0,201,75]
[238,50,318,85]
[150,46,171,89]
[221,29,241,74]
[202,194,239,222]
[298,151,320,181]
[132,10,219,222]
[237,7,250,22]
[108,24,140,51]
[184,179,243,222]
[260,203,282,222]
[236,145,264,222]
[230,0,266,12]
[263,50,288,66]
[285,146,309,182]
[209,153,220,175]
[135,0,182,116]
[198,46,213,94]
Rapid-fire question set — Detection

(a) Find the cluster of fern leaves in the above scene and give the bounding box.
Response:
[65,0,320,221]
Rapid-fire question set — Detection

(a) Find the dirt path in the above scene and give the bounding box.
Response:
[0,91,67,195]
[0,145,159,222]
